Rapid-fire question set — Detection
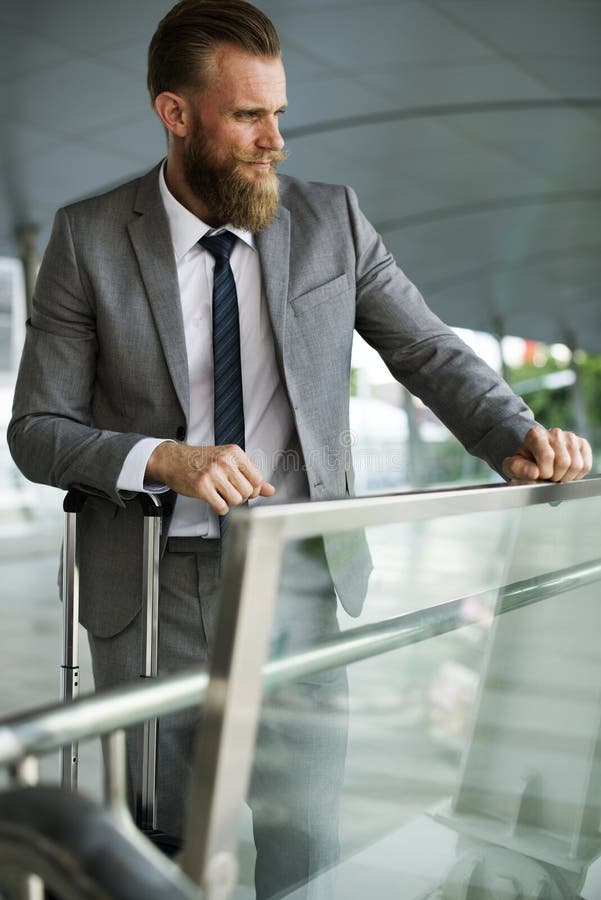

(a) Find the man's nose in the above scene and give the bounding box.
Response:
[257,117,285,152]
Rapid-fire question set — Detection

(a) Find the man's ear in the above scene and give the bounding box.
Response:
[154,91,191,138]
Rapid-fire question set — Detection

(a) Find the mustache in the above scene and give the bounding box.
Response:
[235,149,288,165]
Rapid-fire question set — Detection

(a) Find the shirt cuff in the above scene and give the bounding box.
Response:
[116,438,175,494]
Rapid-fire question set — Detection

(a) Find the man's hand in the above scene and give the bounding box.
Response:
[146,442,275,515]
[502,426,593,483]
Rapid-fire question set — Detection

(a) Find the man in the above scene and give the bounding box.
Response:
[8,0,592,897]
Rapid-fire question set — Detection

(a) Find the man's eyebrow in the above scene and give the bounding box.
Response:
[233,103,288,114]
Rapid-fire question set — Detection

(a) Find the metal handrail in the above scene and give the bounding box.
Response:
[233,475,601,537]
[1,554,600,770]
[0,667,209,769]
[264,555,601,688]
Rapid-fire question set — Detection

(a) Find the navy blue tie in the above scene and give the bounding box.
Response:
[200,230,245,453]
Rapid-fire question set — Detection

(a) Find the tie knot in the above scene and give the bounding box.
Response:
[199,230,237,263]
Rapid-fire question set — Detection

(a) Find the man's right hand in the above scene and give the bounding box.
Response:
[146,442,275,515]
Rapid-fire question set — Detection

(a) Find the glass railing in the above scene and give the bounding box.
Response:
[1,478,601,900]
[225,480,601,900]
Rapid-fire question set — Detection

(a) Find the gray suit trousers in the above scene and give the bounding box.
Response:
[88,537,348,900]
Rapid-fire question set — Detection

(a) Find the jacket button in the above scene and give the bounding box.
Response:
[175,426,186,441]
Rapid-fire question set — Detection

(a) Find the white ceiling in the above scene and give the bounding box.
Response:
[0,0,600,349]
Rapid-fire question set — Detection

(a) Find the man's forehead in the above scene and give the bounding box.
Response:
[210,45,286,99]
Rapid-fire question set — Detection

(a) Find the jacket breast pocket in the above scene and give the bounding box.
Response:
[290,273,351,317]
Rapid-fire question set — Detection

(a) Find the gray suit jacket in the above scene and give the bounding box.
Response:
[9,163,534,635]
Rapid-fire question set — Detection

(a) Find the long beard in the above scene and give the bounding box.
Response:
[184,125,284,232]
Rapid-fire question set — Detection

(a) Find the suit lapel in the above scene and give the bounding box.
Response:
[126,169,292,423]
[127,167,190,421]
[255,205,290,374]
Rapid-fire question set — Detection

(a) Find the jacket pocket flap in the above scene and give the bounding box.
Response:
[290,273,350,315]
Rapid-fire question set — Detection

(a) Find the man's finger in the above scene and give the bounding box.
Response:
[224,467,256,500]
[522,427,555,480]
[202,483,230,516]
[214,443,268,491]
[581,438,594,476]
[238,457,268,489]
[249,481,276,499]
[502,454,539,482]
[546,427,572,481]
[558,433,592,482]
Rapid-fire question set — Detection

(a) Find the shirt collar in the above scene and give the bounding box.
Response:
[158,162,255,261]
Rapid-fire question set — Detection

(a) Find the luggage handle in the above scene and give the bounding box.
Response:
[137,493,162,832]
[60,489,163,819]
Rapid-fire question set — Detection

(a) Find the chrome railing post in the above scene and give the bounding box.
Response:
[104,729,133,827]
[181,515,286,899]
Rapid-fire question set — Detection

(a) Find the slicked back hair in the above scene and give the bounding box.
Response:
[147,0,281,102]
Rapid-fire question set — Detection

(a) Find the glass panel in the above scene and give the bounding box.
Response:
[233,491,601,900]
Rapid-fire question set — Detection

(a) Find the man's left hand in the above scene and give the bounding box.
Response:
[502,426,593,483]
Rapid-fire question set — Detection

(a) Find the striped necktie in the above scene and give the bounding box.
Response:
[200,230,245,452]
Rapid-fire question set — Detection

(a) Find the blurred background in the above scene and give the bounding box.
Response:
[1,0,600,517]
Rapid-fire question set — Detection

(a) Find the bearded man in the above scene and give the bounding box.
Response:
[8,1,592,898]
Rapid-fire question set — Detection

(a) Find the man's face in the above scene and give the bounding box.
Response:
[183,45,288,231]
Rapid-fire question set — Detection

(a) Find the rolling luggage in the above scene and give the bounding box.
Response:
[60,488,177,851]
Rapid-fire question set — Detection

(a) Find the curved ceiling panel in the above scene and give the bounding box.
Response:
[0,0,599,348]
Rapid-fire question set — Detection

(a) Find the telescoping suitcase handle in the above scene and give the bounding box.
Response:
[60,488,163,830]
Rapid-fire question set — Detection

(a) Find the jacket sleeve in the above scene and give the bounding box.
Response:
[346,186,536,476]
[8,207,149,505]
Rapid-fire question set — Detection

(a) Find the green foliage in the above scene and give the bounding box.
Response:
[581,355,601,427]
[508,353,601,432]
[509,357,572,429]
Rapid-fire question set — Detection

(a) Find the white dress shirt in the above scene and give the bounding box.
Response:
[117,164,307,536]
